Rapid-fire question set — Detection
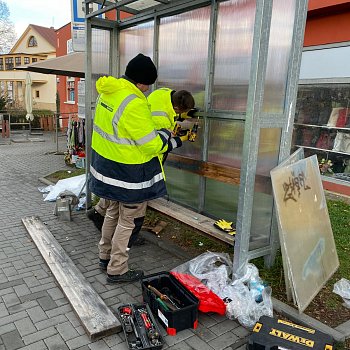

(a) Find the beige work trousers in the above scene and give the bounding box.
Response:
[95,198,110,216]
[99,200,147,275]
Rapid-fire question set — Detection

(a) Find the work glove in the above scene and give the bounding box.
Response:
[180,130,191,142]
[213,219,236,235]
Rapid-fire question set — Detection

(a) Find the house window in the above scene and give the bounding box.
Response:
[7,82,13,102]
[32,58,37,63]
[67,78,75,102]
[24,57,30,64]
[5,57,14,70]
[35,90,40,98]
[15,57,21,66]
[0,58,3,70]
[28,36,37,47]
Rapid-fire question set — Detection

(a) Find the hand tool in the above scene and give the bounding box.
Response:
[147,285,179,310]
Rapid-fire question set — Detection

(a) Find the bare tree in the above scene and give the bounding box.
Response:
[0,1,16,54]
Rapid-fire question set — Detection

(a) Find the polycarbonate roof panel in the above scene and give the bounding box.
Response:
[126,0,167,11]
[86,0,179,18]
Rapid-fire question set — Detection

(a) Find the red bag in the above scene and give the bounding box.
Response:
[336,108,348,127]
[170,271,227,315]
[316,131,333,150]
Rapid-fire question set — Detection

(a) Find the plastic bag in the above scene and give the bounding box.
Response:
[44,174,86,202]
[333,278,350,308]
[38,185,54,193]
[171,252,230,315]
[171,253,273,327]
[225,263,273,328]
[170,271,227,315]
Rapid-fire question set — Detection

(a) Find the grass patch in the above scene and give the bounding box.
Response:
[45,168,85,183]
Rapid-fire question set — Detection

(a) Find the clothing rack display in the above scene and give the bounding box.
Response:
[65,116,86,167]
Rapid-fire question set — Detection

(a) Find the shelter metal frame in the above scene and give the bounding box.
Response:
[84,0,308,270]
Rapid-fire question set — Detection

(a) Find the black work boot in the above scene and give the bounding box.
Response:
[86,208,104,231]
[107,270,144,283]
[132,235,146,246]
[99,259,110,271]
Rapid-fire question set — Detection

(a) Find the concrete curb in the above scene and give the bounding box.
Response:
[38,175,350,344]
[39,176,53,186]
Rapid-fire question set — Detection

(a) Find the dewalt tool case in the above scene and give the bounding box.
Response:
[247,316,334,350]
[141,271,199,335]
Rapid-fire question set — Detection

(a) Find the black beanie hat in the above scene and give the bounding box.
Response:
[125,53,157,85]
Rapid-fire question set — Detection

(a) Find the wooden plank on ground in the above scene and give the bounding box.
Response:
[22,216,121,340]
[147,198,235,246]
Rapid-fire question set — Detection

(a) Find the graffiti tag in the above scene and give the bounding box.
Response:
[283,171,311,203]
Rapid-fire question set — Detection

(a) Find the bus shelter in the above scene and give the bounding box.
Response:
[83,0,308,270]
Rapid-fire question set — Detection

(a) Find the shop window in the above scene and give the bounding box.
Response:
[32,58,37,63]
[24,57,30,64]
[15,57,21,66]
[67,77,75,102]
[28,36,37,47]
[0,58,3,70]
[293,84,350,180]
[35,90,40,98]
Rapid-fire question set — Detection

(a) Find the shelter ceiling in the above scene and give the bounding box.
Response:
[86,0,179,17]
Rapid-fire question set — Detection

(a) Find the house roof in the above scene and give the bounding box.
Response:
[10,24,56,54]
[30,25,56,48]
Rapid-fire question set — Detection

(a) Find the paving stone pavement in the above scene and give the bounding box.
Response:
[0,132,250,350]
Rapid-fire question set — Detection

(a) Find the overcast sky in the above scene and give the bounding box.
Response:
[6,0,72,37]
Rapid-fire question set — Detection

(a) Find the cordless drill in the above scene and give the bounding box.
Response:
[174,117,199,142]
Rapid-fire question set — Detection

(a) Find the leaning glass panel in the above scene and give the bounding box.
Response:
[212,0,256,111]
[250,128,281,248]
[119,21,154,77]
[262,0,296,113]
[158,7,210,109]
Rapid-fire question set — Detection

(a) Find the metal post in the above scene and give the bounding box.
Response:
[233,0,273,272]
[56,113,59,154]
[85,17,93,209]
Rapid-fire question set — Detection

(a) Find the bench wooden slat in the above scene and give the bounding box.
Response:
[148,198,235,246]
[22,216,121,340]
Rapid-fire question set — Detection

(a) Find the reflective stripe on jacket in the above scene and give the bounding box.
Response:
[148,88,176,130]
[89,77,176,203]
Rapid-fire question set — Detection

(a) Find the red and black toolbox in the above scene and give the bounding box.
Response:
[141,271,199,335]
[116,303,164,350]
[247,316,334,350]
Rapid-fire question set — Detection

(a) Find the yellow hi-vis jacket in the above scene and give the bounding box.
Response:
[90,77,182,203]
[148,88,177,130]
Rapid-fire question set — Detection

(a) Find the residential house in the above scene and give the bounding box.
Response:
[0,24,56,111]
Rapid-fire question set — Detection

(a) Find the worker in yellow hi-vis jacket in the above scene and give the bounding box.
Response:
[89,54,186,284]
